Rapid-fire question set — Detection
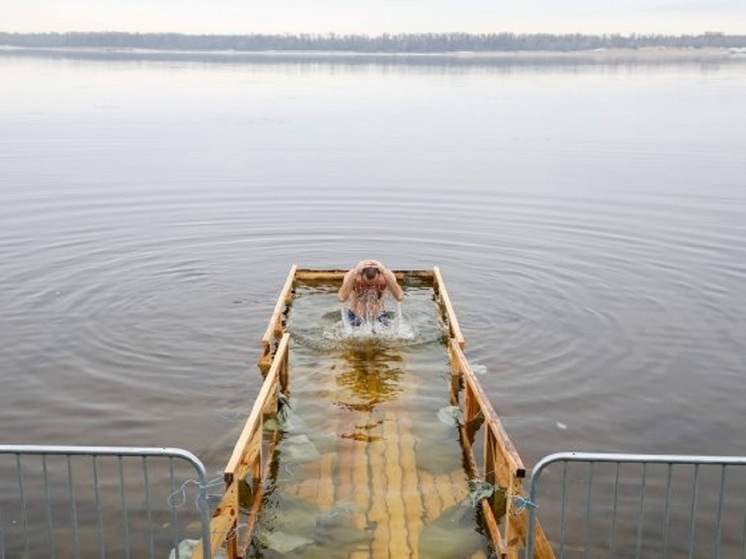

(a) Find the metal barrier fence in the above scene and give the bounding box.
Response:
[525,452,746,559]
[0,445,213,559]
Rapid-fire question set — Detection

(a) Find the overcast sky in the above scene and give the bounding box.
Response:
[2,0,745,35]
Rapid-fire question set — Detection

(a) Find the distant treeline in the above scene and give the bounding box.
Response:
[1,31,745,53]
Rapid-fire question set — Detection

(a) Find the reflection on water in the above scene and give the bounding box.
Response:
[335,344,404,412]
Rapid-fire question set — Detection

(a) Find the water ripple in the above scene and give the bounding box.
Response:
[2,55,746,467]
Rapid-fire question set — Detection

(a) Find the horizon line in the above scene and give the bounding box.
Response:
[1,29,743,38]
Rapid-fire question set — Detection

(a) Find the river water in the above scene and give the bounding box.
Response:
[1,51,745,478]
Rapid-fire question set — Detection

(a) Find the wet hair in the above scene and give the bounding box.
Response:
[362,266,379,280]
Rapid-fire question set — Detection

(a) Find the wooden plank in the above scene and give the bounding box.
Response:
[294,269,347,281]
[353,413,373,532]
[316,452,336,509]
[369,437,389,557]
[231,426,262,487]
[432,472,460,510]
[399,413,423,558]
[383,412,410,558]
[297,459,322,503]
[480,498,507,559]
[335,438,354,512]
[226,333,290,483]
[450,469,469,502]
[315,376,341,511]
[484,428,497,487]
[504,473,518,559]
[433,267,466,348]
[418,470,443,522]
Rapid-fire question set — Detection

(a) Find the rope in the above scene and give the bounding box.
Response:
[168,475,224,509]
[512,495,537,513]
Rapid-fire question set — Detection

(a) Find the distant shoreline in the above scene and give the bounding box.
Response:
[2,30,745,55]
[2,45,745,65]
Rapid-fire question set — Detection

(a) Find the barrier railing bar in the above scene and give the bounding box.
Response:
[67,454,80,558]
[16,454,30,555]
[0,446,212,559]
[533,452,746,468]
[688,463,699,559]
[143,456,155,559]
[635,462,647,559]
[118,455,130,559]
[716,464,726,559]
[169,458,180,559]
[610,462,620,558]
[559,461,567,559]
[93,455,105,559]
[741,494,746,559]
[0,499,4,559]
[526,452,746,559]
[42,454,56,559]
[662,462,673,558]
[583,461,593,559]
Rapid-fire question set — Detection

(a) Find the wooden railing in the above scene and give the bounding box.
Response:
[437,265,555,559]
[449,341,554,559]
[194,333,290,559]
[197,265,553,559]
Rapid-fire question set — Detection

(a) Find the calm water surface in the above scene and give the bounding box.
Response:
[1,53,746,477]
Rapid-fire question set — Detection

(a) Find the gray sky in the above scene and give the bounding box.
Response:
[2,0,745,35]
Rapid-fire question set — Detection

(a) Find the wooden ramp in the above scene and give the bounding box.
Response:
[194,267,555,559]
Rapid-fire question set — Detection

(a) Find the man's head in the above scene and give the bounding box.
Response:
[362,266,380,282]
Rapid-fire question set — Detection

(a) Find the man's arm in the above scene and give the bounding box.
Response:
[381,267,404,301]
[338,267,359,302]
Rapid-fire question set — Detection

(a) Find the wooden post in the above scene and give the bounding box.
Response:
[280,341,290,393]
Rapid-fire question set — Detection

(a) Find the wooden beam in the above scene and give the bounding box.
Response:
[434,267,466,349]
[226,333,290,483]
[231,426,262,486]
[294,269,348,281]
[294,268,435,285]
[480,498,507,559]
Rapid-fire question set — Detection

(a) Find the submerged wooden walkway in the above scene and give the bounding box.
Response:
[195,267,554,559]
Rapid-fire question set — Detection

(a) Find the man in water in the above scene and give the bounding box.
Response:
[338,259,404,326]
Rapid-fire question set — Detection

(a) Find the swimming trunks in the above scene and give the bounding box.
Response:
[346,309,395,327]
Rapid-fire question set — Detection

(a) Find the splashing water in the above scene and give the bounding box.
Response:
[332,300,415,342]
[288,288,442,352]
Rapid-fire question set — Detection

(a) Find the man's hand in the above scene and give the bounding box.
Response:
[356,259,384,274]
